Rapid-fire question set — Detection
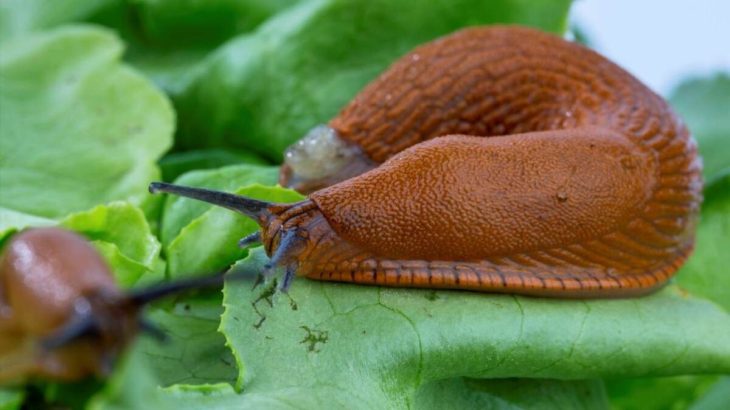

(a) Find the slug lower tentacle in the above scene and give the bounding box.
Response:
[152,25,702,298]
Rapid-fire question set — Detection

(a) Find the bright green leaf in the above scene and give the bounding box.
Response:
[175,0,572,160]
[114,0,300,49]
[674,174,730,310]
[605,375,718,410]
[60,202,161,275]
[88,0,302,93]
[58,201,164,287]
[0,0,301,93]
[0,25,173,220]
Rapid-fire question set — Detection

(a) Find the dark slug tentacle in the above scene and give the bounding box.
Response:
[40,307,101,350]
[149,182,273,226]
[127,271,228,304]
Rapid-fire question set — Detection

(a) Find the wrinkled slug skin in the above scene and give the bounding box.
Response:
[282,26,702,296]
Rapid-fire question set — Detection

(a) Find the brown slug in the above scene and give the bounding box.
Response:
[149,25,702,298]
[0,227,228,384]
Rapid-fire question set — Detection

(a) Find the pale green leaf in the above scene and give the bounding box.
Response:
[0,25,173,219]
[58,201,164,287]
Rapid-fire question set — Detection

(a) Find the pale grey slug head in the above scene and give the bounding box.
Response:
[280,125,375,193]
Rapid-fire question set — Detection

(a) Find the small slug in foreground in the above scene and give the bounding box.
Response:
[150,25,702,298]
[0,227,228,384]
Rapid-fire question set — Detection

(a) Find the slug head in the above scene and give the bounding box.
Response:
[0,228,138,381]
[0,228,230,383]
[279,124,376,193]
[149,182,321,292]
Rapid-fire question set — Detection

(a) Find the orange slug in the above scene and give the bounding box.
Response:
[150,25,702,298]
[0,227,228,383]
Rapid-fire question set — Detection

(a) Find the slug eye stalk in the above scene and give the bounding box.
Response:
[149,182,273,226]
[148,182,309,293]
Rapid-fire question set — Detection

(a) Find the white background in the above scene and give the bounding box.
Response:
[570,0,730,96]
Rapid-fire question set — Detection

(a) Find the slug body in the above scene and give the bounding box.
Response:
[0,228,229,384]
[152,26,701,297]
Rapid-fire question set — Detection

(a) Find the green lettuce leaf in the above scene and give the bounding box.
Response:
[206,248,730,407]
[88,336,613,410]
[174,0,573,160]
[0,0,115,43]
[85,343,170,410]
[59,202,164,287]
[0,0,301,93]
[674,175,730,310]
[605,375,718,410]
[137,292,237,386]
[0,25,173,221]
[93,0,301,93]
[159,149,269,182]
[106,0,299,50]
[668,72,730,309]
